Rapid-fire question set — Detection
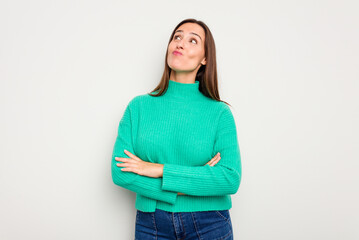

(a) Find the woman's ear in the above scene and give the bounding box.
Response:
[201,57,206,65]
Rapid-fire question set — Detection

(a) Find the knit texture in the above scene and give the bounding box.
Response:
[111,79,242,212]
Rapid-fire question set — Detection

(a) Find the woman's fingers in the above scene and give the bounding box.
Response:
[209,153,220,164]
[206,152,221,166]
[209,156,221,166]
[124,149,141,161]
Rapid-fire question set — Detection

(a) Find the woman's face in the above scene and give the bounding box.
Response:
[167,22,206,73]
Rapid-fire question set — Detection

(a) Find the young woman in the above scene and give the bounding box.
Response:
[112,18,242,240]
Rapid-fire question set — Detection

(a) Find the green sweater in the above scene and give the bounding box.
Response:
[111,79,242,212]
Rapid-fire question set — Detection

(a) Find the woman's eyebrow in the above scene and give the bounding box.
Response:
[175,30,202,41]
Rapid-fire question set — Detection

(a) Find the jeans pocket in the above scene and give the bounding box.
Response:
[215,210,230,222]
[193,210,233,240]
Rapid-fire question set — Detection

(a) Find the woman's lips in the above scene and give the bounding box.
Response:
[173,51,182,56]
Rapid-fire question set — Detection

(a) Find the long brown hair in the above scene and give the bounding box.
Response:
[148,18,231,107]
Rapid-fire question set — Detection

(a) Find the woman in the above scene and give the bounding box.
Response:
[111,18,241,240]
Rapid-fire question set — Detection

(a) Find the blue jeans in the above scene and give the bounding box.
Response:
[135,208,233,240]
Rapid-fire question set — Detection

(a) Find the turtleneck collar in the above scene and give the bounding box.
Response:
[164,79,204,101]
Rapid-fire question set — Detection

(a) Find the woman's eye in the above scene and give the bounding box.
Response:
[173,35,197,44]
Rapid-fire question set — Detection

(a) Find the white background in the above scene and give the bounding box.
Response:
[1,0,358,239]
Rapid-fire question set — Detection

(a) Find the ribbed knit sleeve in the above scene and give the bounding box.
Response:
[161,105,241,196]
[111,100,178,204]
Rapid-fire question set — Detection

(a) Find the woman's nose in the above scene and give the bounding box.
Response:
[176,39,185,49]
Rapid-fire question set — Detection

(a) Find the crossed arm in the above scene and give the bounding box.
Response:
[111,102,241,204]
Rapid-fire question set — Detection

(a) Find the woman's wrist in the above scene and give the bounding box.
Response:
[156,163,164,177]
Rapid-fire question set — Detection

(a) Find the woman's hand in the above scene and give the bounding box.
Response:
[115,150,163,178]
[205,152,221,167]
[177,152,221,195]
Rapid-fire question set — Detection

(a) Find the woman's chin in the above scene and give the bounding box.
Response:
[168,63,193,72]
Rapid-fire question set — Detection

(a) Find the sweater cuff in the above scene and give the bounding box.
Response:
[162,163,182,192]
[161,187,178,204]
